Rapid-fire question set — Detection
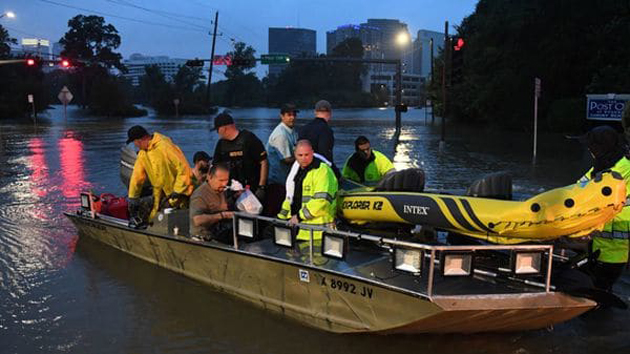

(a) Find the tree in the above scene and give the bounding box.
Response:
[57,14,142,116]
[225,41,256,79]
[59,15,124,70]
[221,41,263,106]
[0,24,17,58]
[330,37,365,91]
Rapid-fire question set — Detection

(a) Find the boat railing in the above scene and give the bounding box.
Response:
[232,212,554,296]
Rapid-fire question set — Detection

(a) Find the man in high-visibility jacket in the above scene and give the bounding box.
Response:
[577,125,630,292]
[342,136,394,184]
[278,140,338,241]
[127,125,194,221]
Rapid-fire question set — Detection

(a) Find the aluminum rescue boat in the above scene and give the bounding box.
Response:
[65,197,598,334]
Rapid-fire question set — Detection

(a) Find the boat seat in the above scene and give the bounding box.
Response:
[374,168,425,193]
[466,171,512,200]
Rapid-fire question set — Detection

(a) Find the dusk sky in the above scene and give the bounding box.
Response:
[3,0,478,78]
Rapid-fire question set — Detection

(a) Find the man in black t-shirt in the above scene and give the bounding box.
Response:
[212,112,268,201]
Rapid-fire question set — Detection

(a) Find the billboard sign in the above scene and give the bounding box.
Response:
[586,94,630,121]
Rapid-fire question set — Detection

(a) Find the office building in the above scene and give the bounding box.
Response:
[268,27,316,77]
[122,53,189,86]
[416,30,444,78]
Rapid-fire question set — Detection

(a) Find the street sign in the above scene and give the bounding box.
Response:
[586,94,630,121]
[173,98,180,105]
[261,54,290,65]
[27,94,33,103]
[58,86,73,105]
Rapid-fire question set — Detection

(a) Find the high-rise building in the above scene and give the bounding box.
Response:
[268,27,316,77]
[327,19,419,104]
[416,30,444,78]
[122,53,189,86]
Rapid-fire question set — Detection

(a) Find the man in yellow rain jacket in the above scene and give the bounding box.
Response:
[278,140,338,241]
[577,125,630,292]
[127,125,193,221]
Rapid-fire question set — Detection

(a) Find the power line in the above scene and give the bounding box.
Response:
[105,0,210,31]
[38,0,208,33]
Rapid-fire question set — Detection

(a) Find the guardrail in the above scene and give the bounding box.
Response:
[232,212,554,296]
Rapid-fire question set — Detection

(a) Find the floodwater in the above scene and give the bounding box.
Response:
[0,106,627,354]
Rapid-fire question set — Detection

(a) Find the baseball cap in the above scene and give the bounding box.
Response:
[314,100,332,112]
[280,103,299,114]
[212,112,234,131]
[126,125,149,144]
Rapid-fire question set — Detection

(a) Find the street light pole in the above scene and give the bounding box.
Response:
[206,11,219,108]
[440,21,449,149]
[430,37,435,124]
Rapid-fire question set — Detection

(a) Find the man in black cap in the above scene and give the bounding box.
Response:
[212,112,268,202]
[126,125,193,222]
[576,125,630,292]
[265,103,300,216]
[299,100,335,163]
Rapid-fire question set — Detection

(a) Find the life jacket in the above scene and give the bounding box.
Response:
[278,159,338,241]
[342,150,394,183]
[579,158,630,263]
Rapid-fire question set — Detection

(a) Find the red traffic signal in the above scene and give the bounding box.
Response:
[60,59,71,67]
[26,58,36,66]
[453,37,465,51]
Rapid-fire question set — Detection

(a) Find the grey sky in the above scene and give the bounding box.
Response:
[2,0,477,78]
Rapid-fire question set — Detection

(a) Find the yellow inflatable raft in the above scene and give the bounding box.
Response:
[339,171,627,244]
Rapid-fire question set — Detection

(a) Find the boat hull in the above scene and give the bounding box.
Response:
[65,213,595,334]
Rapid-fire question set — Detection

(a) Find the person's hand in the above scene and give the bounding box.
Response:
[288,215,299,226]
[221,211,234,219]
[255,187,266,202]
[169,192,185,200]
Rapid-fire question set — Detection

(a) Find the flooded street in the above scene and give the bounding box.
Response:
[0,106,628,353]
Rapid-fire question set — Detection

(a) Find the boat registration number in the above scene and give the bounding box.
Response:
[321,276,374,299]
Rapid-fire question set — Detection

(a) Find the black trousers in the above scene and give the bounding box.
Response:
[591,261,626,292]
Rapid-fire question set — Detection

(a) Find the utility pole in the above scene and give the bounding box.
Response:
[440,21,449,150]
[430,37,435,124]
[395,59,402,133]
[206,11,219,108]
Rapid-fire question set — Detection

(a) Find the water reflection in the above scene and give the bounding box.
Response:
[27,137,49,199]
[58,132,87,202]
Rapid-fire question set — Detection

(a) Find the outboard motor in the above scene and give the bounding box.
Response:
[466,171,512,200]
[374,168,425,193]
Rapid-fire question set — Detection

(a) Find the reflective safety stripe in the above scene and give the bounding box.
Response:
[312,192,334,203]
[279,209,289,217]
[301,206,314,219]
[599,231,630,240]
[302,196,312,203]
[626,197,630,205]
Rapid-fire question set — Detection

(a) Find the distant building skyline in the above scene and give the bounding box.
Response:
[268,27,316,77]
[122,53,188,86]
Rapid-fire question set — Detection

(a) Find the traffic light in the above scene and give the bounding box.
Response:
[60,58,71,67]
[185,59,205,67]
[451,37,465,84]
[453,37,465,51]
[25,56,40,67]
[230,57,256,66]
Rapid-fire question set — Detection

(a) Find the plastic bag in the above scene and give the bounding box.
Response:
[236,189,263,215]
